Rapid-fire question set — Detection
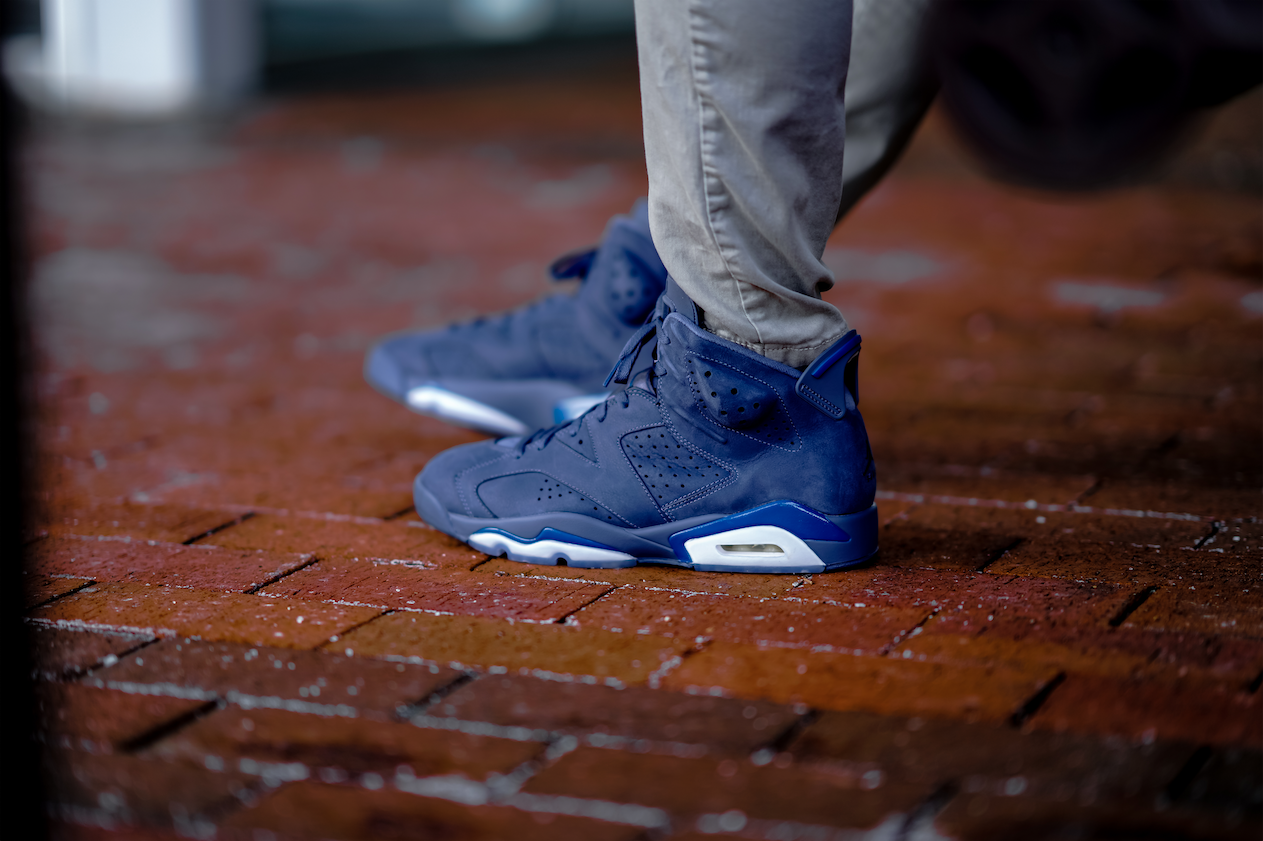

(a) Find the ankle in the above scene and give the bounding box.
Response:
[704,325,850,370]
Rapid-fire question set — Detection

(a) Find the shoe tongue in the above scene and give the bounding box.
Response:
[577,201,667,327]
[661,277,701,325]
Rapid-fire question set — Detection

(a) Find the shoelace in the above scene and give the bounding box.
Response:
[515,293,675,456]
[514,387,633,454]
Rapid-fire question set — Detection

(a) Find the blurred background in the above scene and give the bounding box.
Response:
[5,0,637,110]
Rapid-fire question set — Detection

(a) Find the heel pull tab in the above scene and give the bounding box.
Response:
[795,331,861,419]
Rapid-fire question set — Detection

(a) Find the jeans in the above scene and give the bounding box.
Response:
[635,0,936,367]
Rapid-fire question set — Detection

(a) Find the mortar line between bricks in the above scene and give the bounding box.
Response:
[1193,520,1224,549]
[182,511,256,545]
[1137,432,1183,473]
[647,637,711,689]
[1108,585,1159,627]
[319,609,396,652]
[759,708,820,756]
[975,536,1026,573]
[873,490,1216,523]
[60,732,671,833]
[75,636,162,680]
[879,607,940,657]
[172,743,673,832]
[152,501,391,527]
[1071,476,1104,505]
[244,552,323,595]
[25,577,99,610]
[882,502,919,526]
[64,533,220,550]
[551,583,620,624]
[894,781,958,841]
[1162,745,1214,805]
[26,616,177,639]
[486,731,582,804]
[117,698,222,755]
[1008,671,1066,728]
[404,672,478,717]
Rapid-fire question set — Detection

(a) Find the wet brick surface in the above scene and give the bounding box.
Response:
[522,746,929,829]
[433,674,800,753]
[258,559,612,621]
[29,535,314,593]
[32,625,154,680]
[32,582,383,649]
[37,684,210,752]
[146,706,544,780]
[23,54,1262,840]
[90,639,462,720]
[663,642,1059,722]
[219,782,647,841]
[333,611,691,685]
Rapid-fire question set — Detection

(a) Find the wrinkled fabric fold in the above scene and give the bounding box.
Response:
[634,0,936,368]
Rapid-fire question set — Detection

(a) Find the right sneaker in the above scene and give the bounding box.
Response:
[364,201,668,436]
[413,279,878,574]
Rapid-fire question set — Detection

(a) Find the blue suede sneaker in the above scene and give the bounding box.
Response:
[414,279,878,574]
[365,201,668,436]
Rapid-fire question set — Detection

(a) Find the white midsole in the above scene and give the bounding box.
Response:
[405,385,530,436]
[468,524,827,572]
[468,531,635,564]
[684,526,825,572]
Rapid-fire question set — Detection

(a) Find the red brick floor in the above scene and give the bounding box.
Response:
[23,59,1262,841]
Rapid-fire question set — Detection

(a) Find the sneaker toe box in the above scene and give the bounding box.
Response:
[415,439,512,529]
[364,334,432,400]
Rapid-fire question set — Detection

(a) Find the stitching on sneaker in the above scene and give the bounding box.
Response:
[655,404,739,515]
[616,417,682,517]
[687,350,804,453]
[456,451,516,517]
[796,380,844,417]
[531,472,637,528]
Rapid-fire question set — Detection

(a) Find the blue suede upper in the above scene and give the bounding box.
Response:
[365,201,668,400]
[417,280,876,529]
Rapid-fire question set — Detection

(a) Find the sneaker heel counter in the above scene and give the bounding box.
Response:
[835,409,877,513]
[798,332,875,514]
[795,331,861,419]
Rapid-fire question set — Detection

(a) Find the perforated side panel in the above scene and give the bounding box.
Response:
[557,420,598,462]
[621,426,730,506]
[686,355,801,448]
[476,472,622,522]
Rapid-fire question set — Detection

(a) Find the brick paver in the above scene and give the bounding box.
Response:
[89,639,462,720]
[220,782,647,841]
[24,47,1260,841]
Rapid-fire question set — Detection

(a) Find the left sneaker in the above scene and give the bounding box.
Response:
[414,279,878,574]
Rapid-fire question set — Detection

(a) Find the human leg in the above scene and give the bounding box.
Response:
[637,0,853,369]
[838,0,938,221]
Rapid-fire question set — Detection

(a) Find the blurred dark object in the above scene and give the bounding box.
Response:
[929,0,1263,189]
[1,4,46,840]
[260,0,635,93]
[265,0,633,64]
